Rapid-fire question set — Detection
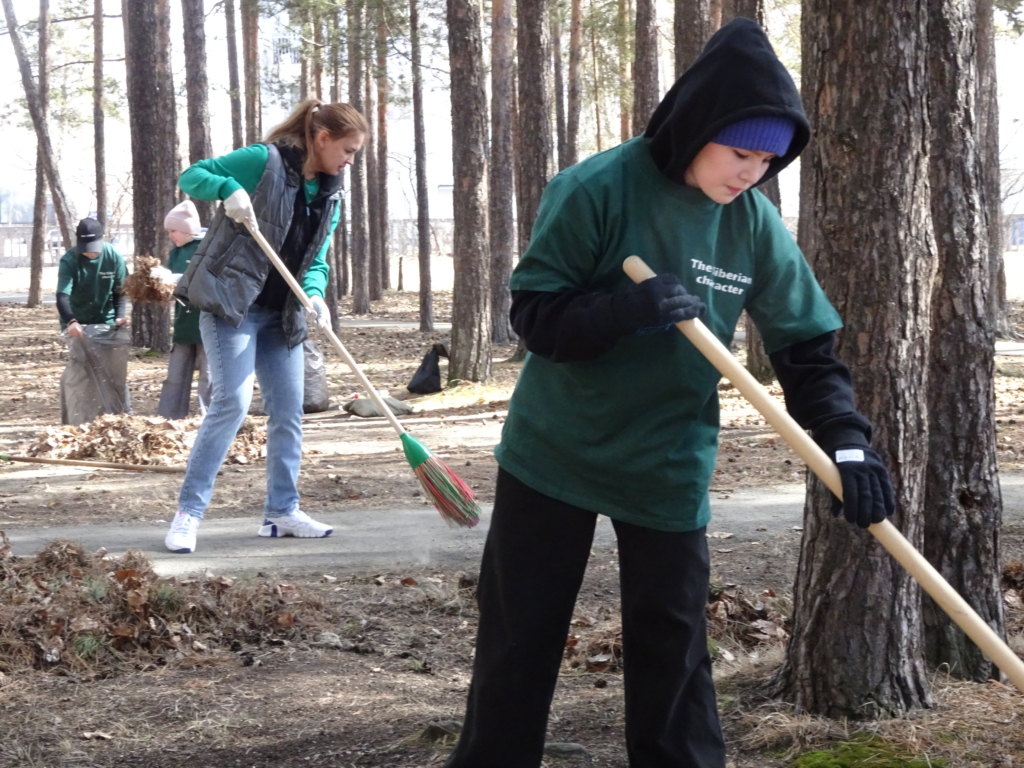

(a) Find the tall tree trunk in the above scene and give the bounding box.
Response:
[517,0,554,254]
[123,0,178,352]
[348,0,370,314]
[565,0,582,167]
[29,0,50,309]
[181,0,214,226]
[674,0,711,77]
[411,0,433,331]
[313,11,324,99]
[618,0,630,143]
[592,27,602,151]
[376,15,390,292]
[632,0,658,135]
[772,0,934,718]
[2,0,74,247]
[490,0,515,344]
[364,64,382,301]
[225,0,244,149]
[447,0,492,383]
[300,7,312,100]
[93,0,106,227]
[330,6,349,301]
[552,9,567,170]
[922,0,1004,683]
[241,0,260,144]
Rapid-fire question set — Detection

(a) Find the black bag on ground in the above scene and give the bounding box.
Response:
[407,343,447,395]
[302,340,330,413]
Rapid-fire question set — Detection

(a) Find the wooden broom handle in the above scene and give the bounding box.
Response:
[0,454,185,472]
[244,220,407,436]
[624,255,1024,692]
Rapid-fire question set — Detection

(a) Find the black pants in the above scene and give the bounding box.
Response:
[444,469,726,768]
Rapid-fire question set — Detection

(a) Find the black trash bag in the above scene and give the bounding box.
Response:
[407,343,448,395]
[302,340,331,413]
[60,324,132,426]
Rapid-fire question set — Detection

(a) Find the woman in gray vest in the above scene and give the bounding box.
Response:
[164,99,368,554]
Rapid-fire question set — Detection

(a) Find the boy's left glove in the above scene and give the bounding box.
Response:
[307,295,332,331]
[830,446,896,528]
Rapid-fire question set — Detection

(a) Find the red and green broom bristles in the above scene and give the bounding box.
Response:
[400,432,481,528]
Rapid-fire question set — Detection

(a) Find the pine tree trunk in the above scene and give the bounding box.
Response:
[490,0,515,344]
[94,0,106,228]
[225,0,244,149]
[632,0,658,135]
[922,0,1005,683]
[348,0,370,314]
[517,0,553,253]
[772,0,934,718]
[123,0,177,352]
[29,0,49,309]
[313,12,324,99]
[241,0,260,144]
[364,64,382,302]
[447,0,492,383]
[674,0,711,77]
[181,0,214,226]
[552,11,567,170]
[617,0,630,143]
[565,0,582,167]
[376,17,390,292]
[410,0,433,331]
[330,6,349,301]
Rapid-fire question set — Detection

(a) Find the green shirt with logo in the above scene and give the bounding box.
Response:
[495,137,842,532]
[56,244,128,330]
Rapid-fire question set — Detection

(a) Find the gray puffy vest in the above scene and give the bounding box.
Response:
[175,143,341,348]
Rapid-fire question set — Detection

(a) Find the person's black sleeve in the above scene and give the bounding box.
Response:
[769,331,873,452]
[510,289,625,362]
[113,289,126,320]
[55,293,75,325]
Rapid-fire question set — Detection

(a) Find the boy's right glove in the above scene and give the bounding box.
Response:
[830,446,896,528]
[612,274,706,334]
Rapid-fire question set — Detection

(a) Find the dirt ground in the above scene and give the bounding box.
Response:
[2,288,1024,767]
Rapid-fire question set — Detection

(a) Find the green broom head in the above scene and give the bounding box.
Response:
[400,432,481,528]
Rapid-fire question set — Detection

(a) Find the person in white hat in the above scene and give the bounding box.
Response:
[156,200,211,420]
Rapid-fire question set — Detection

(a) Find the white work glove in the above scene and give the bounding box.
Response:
[150,266,180,285]
[223,188,257,230]
[307,295,332,332]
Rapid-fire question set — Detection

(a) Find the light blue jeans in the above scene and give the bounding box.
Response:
[178,306,304,519]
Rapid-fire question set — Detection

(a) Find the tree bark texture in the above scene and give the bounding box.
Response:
[225,0,243,149]
[181,0,214,226]
[123,0,178,352]
[2,0,74,246]
[410,0,433,331]
[565,0,582,167]
[674,0,711,78]
[632,0,659,135]
[553,10,568,170]
[746,180,778,380]
[617,0,630,143]
[517,0,554,254]
[923,0,1004,683]
[490,0,516,343]
[330,6,349,301]
[241,0,260,144]
[376,16,390,293]
[772,0,935,718]
[348,0,370,314]
[94,0,106,228]
[364,65,382,301]
[29,0,50,310]
[447,0,492,382]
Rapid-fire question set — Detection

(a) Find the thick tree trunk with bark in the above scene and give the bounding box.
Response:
[181,0,214,226]
[565,0,582,167]
[552,10,567,170]
[490,0,515,344]
[376,17,390,292]
[923,0,1004,683]
[632,0,659,135]
[94,0,106,228]
[348,0,370,314]
[2,0,74,246]
[29,0,50,309]
[364,66,382,301]
[330,7,349,302]
[225,0,243,149]
[674,0,711,77]
[410,0,433,331]
[617,0,630,143]
[517,0,554,254]
[447,0,492,383]
[241,0,260,144]
[123,0,178,352]
[772,0,935,718]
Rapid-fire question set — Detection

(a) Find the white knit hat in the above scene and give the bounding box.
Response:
[164,200,201,235]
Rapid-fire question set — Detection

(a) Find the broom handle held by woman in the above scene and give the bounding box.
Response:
[245,221,407,437]
[623,254,1024,693]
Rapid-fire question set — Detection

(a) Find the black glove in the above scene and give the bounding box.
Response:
[830,446,896,528]
[611,274,707,335]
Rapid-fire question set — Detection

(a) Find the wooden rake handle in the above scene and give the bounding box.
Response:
[0,454,185,472]
[243,220,408,437]
[623,255,1024,693]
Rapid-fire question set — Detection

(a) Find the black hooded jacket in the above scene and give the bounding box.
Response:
[509,18,871,452]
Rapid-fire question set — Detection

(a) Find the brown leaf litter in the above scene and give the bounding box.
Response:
[121,256,176,304]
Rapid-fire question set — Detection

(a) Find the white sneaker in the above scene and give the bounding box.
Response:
[165,510,200,553]
[258,509,333,538]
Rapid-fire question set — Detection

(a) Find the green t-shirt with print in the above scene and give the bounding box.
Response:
[494,137,842,532]
[56,244,128,330]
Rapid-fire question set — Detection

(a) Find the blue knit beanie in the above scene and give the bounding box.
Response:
[713,116,796,156]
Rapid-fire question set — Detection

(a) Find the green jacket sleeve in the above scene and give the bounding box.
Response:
[301,203,340,298]
[178,144,269,201]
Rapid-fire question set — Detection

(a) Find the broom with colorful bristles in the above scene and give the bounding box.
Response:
[243,219,481,528]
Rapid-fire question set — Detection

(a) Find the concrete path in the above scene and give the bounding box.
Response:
[6,475,1024,578]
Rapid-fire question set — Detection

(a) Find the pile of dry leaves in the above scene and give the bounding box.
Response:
[0,533,334,674]
[121,256,176,303]
[23,413,267,466]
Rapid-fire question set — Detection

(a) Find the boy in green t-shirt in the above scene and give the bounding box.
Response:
[444,19,895,768]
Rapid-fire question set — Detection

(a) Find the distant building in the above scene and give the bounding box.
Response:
[1008,214,1024,250]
